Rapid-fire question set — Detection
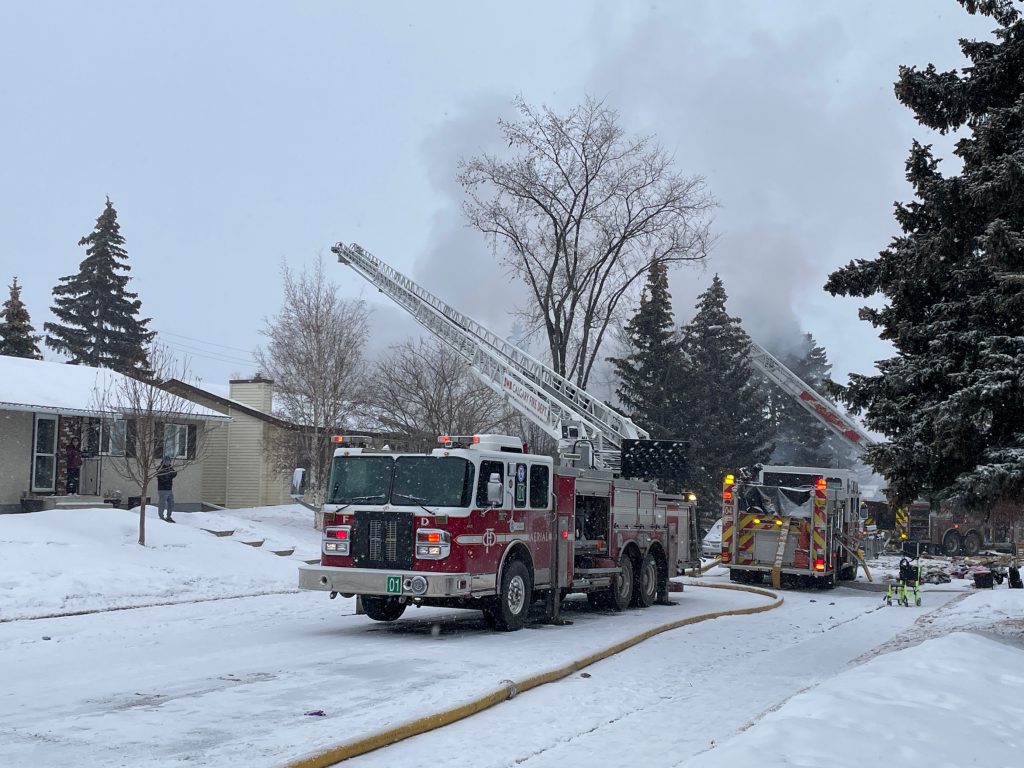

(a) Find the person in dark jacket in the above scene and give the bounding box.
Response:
[156,455,178,523]
[66,437,82,495]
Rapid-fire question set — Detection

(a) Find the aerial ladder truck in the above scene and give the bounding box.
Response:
[297,242,699,630]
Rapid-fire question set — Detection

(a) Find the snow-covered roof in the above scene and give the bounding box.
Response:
[0,355,230,421]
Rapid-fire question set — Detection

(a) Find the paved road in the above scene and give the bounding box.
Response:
[0,583,778,767]
[344,585,958,768]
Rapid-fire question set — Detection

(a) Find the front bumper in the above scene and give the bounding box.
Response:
[298,565,473,598]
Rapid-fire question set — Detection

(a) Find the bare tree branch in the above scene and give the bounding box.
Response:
[255,256,370,503]
[366,338,520,441]
[91,344,210,546]
[459,95,716,387]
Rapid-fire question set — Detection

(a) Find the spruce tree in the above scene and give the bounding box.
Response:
[0,277,43,359]
[825,0,1024,508]
[45,198,154,374]
[677,275,774,526]
[609,261,685,438]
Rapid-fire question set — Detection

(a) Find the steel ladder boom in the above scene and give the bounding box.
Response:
[748,341,875,451]
[332,242,648,466]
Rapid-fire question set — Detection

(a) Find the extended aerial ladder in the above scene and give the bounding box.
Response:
[744,344,877,582]
[747,342,876,451]
[332,242,646,471]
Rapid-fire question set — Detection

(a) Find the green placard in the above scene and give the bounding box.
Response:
[515,462,527,506]
[386,575,401,594]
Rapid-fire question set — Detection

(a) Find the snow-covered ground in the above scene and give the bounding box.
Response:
[1,505,1021,767]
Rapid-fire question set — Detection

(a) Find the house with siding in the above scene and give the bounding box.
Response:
[161,376,295,509]
[0,355,231,514]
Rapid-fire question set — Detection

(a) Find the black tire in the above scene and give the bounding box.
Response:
[632,552,658,607]
[490,559,533,631]
[942,530,962,556]
[729,568,745,583]
[839,562,857,581]
[586,591,609,611]
[361,596,406,622]
[608,551,635,611]
[962,531,982,556]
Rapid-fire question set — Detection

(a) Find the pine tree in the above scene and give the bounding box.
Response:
[766,333,854,468]
[609,261,685,438]
[677,276,774,526]
[0,277,43,359]
[45,198,154,374]
[825,0,1024,509]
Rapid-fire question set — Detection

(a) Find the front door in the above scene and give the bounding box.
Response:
[32,414,58,493]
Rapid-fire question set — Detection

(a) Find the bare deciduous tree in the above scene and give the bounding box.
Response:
[92,344,210,546]
[459,95,715,388]
[369,338,519,443]
[256,256,369,502]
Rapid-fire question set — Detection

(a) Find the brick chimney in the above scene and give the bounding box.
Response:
[229,374,274,413]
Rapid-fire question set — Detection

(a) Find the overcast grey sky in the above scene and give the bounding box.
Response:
[0,1,995,396]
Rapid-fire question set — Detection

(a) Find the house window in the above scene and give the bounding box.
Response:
[84,419,126,456]
[164,424,189,459]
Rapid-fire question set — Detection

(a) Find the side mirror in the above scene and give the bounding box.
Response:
[290,468,307,499]
[486,472,503,507]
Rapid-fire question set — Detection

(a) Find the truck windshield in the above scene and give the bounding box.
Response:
[326,456,394,504]
[392,456,475,508]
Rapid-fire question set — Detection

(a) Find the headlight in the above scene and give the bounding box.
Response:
[414,528,450,559]
[323,525,351,556]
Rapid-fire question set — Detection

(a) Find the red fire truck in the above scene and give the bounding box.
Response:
[299,434,698,630]
[721,465,862,588]
[298,243,699,630]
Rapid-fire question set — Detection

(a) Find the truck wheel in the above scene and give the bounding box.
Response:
[942,530,962,556]
[962,531,982,556]
[361,596,406,622]
[490,559,533,631]
[608,551,635,611]
[632,552,658,608]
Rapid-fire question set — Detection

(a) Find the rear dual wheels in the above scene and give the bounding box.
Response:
[962,531,982,556]
[589,551,636,611]
[632,552,658,608]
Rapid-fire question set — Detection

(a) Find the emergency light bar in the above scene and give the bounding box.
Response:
[438,435,480,446]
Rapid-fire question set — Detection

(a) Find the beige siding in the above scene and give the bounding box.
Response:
[226,414,264,509]
[0,411,34,509]
[259,423,292,506]
[201,420,229,506]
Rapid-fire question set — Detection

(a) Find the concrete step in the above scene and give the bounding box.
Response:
[271,548,296,557]
[201,528,235,537]
[52,496,109,510]
[239,540,265,548]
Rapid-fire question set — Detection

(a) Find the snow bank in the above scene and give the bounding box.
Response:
[687,628,1024,767]
[0,504,319,620]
